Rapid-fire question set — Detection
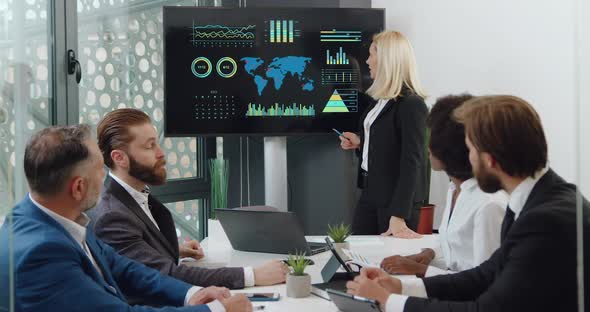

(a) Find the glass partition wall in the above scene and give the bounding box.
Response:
[1,1,54,310]
[0,1,237,310]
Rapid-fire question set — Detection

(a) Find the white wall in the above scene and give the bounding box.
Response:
[578,0,590,197]
[372,0,579,226]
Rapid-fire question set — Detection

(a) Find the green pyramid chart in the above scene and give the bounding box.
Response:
[322,90,350,113]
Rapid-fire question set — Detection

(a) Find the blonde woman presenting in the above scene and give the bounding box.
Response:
[340,31,428,238]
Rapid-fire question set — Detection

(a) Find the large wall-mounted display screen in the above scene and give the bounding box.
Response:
[163,7,384,136]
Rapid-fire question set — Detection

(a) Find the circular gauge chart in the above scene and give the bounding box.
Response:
[191,57,212,78]
[216,57,238,78]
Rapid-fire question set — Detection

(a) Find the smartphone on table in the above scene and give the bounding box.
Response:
[244,292,280,301]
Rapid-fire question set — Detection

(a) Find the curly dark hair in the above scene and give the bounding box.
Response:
[427,94,474,180]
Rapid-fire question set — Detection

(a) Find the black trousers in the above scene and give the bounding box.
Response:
[352,188,422,235]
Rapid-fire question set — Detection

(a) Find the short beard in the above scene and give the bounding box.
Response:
[474,160,503,193]
[128,156,167,186]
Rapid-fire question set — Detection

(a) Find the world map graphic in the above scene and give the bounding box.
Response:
[241,56,315,96]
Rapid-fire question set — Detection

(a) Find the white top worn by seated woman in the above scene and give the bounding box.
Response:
[426,178,508,277]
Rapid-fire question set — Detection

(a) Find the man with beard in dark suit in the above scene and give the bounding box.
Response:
[345,95,589,312]
[90,109,288,305]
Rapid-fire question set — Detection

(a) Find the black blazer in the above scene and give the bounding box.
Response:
[90,176,245,295]
[357,92,428,219]
[404,169,590,312]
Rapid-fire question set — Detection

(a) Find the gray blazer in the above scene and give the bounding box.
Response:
[90,176,245,294]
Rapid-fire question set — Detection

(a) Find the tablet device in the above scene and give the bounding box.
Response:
[311,237,359,300]
[327,289,382,312]
[324,236,354,273]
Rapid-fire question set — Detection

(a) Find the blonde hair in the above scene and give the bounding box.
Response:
[366,31,427,100]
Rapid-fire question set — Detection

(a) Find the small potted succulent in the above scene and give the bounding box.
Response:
[327,223,352,258]
[286,252,311,298]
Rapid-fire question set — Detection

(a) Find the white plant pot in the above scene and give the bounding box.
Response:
[286,273,311,298]
[333,241,350,261]
[207,219,231,248]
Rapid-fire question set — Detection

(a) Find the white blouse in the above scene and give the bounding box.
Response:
[361,99,388,172]
[426,178,508,276]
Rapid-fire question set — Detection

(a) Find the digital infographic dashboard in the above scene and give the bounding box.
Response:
[163,7,384,136]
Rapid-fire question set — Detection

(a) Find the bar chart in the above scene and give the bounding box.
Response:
[320,29,362,42]
[245,103,316,117]
[266,20,301,44]
[326,47,349,65]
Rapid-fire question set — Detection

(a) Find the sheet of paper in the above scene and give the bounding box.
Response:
[342,249,380,268]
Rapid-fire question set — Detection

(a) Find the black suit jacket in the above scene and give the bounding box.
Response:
[90,176,245,296]
[404,169,590,312]
[357,92,428,219]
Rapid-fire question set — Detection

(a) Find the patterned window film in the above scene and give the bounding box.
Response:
[165,199,203,244]
[0,0,52,221]
[76,0,219,242]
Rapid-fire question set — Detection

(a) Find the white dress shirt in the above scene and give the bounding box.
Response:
[109,173,159,230]
[361,99,388,171]
[425,178,507,276]
[385,169,548,312]
[507,167,548,220]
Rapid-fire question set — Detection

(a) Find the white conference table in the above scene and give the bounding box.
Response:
[194,234,440,312]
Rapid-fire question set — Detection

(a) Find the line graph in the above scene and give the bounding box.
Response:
[191,22,255,47]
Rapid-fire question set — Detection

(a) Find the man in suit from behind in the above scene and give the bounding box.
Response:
[345,95,590,312]
[0,125,252,312]
[90,108,288,297]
